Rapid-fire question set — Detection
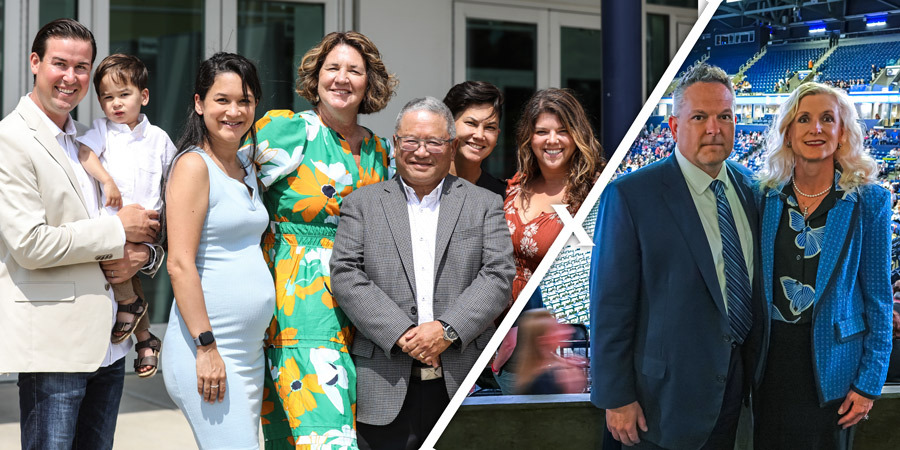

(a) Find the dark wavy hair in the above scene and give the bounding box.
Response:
[174,52,262,161]
[162,53,261,249]
[295,31,397,114]
[515,88,605,214]
[442,81,504,121]
[93,53,148,92]
[32,18,96,63]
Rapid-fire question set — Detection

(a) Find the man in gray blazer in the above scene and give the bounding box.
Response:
[331,97,514,450]
[0,19,158,449]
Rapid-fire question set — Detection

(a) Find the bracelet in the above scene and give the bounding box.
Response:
[140,243,157,271]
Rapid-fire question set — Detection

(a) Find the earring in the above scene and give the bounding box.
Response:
[786,141,792,148]
[837,143,843,150]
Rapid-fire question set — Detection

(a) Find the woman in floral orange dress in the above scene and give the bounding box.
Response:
[492,88,604,394]
[253,32,396,449]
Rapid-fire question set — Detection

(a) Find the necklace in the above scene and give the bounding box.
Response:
[791,178,832,219]
[791,179,832,198]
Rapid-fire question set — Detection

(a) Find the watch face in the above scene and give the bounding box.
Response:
[197,331,215,346]
[443,326,458,341]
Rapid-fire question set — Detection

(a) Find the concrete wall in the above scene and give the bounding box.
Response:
[357,0,454,137]
[438,392,900,449]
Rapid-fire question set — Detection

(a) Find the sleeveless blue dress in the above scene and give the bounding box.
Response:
[162,148,276,449]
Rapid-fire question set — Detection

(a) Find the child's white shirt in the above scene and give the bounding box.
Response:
[77,114,176,216]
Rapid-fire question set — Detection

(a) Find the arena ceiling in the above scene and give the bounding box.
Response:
[712,0,900,29]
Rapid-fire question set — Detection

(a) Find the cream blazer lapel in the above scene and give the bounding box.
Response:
[16,97,89,214]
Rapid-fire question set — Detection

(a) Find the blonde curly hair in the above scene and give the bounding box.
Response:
[758,82,876,190]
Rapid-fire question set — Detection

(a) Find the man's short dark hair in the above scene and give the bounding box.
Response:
[671,62,733,117]
[93,54,148,93]
[32,18,97,63]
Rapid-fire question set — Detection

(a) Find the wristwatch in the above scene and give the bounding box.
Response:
[438,321,458,342]
[193,330,215,347]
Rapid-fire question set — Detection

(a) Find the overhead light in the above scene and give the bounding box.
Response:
[726,0,741,3]
[809,23,826,34]
[867,15,887,28]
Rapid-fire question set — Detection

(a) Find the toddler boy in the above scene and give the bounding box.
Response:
[77,53,176,377]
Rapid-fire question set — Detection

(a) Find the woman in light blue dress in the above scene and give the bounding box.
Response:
[161,53,275,450]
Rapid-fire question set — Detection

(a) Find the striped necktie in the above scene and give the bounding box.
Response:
[711,179,752,344]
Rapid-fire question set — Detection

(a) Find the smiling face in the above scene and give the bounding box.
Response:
[669,81,735,178]
[97,74,148,129]
[530,112,576,176]
[30,37,93,128]
[194,72,256,149]
[395,109,455,198]
[317,44,367,114]
[454,103,500,166]
[787,93,843,163]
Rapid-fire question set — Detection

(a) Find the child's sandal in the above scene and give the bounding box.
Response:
[111,296,148,344]
[134,332,161,378]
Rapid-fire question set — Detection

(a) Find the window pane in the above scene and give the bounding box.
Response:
[109,0,203,323]
[647,0,697,7]
[466,18,537,180]
[646,13,669,95]
[39,0,77,119]
[561,26,602,142]
[238,1,324,114]
[40,0,77,28]
[109,0,204,140]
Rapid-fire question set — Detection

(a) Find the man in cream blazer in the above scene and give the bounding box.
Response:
[0,19,158,449]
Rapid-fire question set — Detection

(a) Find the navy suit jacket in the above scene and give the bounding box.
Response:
[589,155,763,449]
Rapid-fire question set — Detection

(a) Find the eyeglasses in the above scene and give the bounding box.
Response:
[394,135,452,153]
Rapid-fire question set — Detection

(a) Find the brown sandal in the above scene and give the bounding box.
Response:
[111,296,148,344]
[134,332,161,378]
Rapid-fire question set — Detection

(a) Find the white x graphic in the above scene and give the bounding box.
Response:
[551,204,594,249]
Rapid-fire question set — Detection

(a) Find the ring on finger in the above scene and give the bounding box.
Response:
[864,414,870,420]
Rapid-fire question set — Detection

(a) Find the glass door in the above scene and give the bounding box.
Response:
[454,2,602,180]
[237,0,330,114]
[551,11,602,145]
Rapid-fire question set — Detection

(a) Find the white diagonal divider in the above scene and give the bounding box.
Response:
[421,1,725,448]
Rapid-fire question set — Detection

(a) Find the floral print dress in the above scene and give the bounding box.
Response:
[253,110,391,449]
[504,173,564,309]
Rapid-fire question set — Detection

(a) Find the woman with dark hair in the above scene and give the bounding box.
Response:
[253,31,396,448]
[442,81,505,196]
[161,52,274,449]
[492,88,605,393]
[754,82,893,449]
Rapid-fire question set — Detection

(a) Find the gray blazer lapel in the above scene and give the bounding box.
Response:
[382,178,417,292]
[434,175,465,275]
[16,98,88,212]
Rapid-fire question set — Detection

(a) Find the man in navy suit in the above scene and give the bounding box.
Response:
[590,63,762,449]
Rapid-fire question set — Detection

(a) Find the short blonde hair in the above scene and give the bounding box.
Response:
[758,82,877,190]
[295,31,397,115]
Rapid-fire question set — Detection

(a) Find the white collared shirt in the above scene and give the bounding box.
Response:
[77,115,176,215]
[400,178,444,325]
[23,94,130,366]
[675,147,754,310]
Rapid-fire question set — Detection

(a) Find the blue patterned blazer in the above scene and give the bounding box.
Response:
[759,174,893,402]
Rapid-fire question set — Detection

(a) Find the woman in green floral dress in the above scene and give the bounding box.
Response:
[252,31,396,449]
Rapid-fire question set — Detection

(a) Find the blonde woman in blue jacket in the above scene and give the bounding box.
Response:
[755,82,893,450]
